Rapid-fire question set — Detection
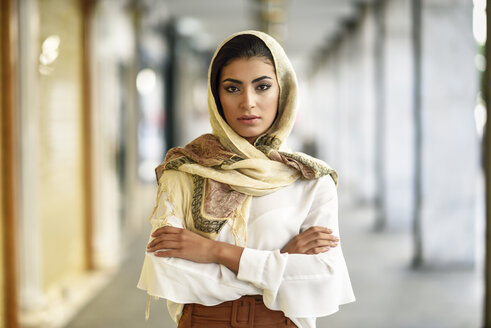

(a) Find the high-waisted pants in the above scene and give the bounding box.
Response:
[177,295,297,328]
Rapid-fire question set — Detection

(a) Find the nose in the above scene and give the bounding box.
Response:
[239,88,256,110]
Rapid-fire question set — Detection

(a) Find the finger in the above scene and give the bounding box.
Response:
[147,233,182,248]
[147,240,181,252]
[302,227,334,238]
[327,235,340,242]
[151,226,183,237]
[324,234,339,245]
[303,226,331,234]
[315,226,333,234]
[308,246,331,254]
[302,231,336,243]
[289,231,333,252]
[304,238,337,250]
[153,249,180,258]
[151,227,168,237]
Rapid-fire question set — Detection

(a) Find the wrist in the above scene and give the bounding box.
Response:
[209,240,224,263]
[212,241,244,274]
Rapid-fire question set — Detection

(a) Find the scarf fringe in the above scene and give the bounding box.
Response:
[147,181,165,222]
[228,195,251,246]
[145,295,161,320]
[145,295,151,320]
[148,180,177,228]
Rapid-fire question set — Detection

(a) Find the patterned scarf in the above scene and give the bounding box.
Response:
[149,31,337,245]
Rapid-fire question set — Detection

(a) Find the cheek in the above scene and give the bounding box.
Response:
[218,91,229,108]
[219,96,232,114]
[264,90,279,116]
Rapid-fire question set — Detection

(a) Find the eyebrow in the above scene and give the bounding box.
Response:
[222,76,273,84]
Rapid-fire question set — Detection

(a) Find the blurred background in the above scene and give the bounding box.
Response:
[0,0,488,327]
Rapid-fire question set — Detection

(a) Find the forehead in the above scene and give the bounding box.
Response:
[220,57,276,79]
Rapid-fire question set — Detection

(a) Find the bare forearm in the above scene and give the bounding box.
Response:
[210,241,244,274]
[149,226,244,273]
[148,226,338,273]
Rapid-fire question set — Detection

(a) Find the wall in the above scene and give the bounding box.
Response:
[0,24,5,326]
[38,0,86,289]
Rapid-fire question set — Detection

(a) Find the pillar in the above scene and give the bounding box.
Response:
[416,0,478,265]
[483,0,491,323]
[382,0,415,231]
[356,4,378,205]
[17,0,46,312]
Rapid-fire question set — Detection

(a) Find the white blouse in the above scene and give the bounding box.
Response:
[137,172,355,328]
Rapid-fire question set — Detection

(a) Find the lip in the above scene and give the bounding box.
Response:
[238,115,260,125]
[238,115,260,120]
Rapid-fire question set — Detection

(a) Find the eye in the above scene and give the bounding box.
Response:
[257,83,272,91]
[224,86,240,93]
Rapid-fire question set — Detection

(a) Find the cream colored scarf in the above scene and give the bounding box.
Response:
[150,30,337,245]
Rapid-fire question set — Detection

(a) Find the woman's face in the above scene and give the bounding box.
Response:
[218,57,279,144]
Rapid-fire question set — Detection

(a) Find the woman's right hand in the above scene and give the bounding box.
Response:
[280,226,339,255]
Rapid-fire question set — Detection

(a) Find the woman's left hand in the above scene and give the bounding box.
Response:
[280,226,339,255]
[146,226,216,263]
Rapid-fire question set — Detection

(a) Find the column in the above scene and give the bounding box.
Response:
[17,0,46,311]
[90,1,134,268]
[356,5,378,205]
[382,0,415,231]
[416,0,478,265]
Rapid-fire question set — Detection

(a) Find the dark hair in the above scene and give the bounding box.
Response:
[210,34,275,118]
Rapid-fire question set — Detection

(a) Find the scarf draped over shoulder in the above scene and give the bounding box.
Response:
[149,31,337,245]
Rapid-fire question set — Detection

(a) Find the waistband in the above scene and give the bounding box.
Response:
[178,295,296,328]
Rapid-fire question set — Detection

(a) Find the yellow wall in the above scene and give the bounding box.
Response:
[38,0,86,289]
[0,20,5,327]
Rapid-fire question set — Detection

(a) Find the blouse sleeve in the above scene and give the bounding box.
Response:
[236,175,355,318]
[137,171,260,306]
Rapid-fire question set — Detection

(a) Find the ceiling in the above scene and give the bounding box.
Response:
[160,0,370,73]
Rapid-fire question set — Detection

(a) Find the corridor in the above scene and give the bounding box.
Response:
[66,199,481,328]
[1,0,486,327]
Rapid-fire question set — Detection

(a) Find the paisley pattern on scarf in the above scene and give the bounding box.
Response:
[191,175,228,234]
[254,134,282,150]
[150,31,337,241]
[278,152,338,183]
[189,175,249,234]
[254,134,337,183]
[156,133,335,236]
[156,134,244,182]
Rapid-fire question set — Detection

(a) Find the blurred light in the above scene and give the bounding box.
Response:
[38,65,54,75]
[193,32,213,51]
[474,97,487,138]
[139,159,161,183]
[136,68,156,95]
[176,17,200,36]
[473,0,486,45]
[39,35,60,75]
[475,53,486,71]
[42,35,60,54]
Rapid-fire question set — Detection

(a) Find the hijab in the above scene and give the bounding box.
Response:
[150,30,337,245]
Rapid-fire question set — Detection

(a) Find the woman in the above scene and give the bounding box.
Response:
[138,30,355,328]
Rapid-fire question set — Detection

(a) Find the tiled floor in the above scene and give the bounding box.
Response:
[66,203,482,328]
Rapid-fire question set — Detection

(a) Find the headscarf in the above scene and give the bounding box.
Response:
[150,30,337,245]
